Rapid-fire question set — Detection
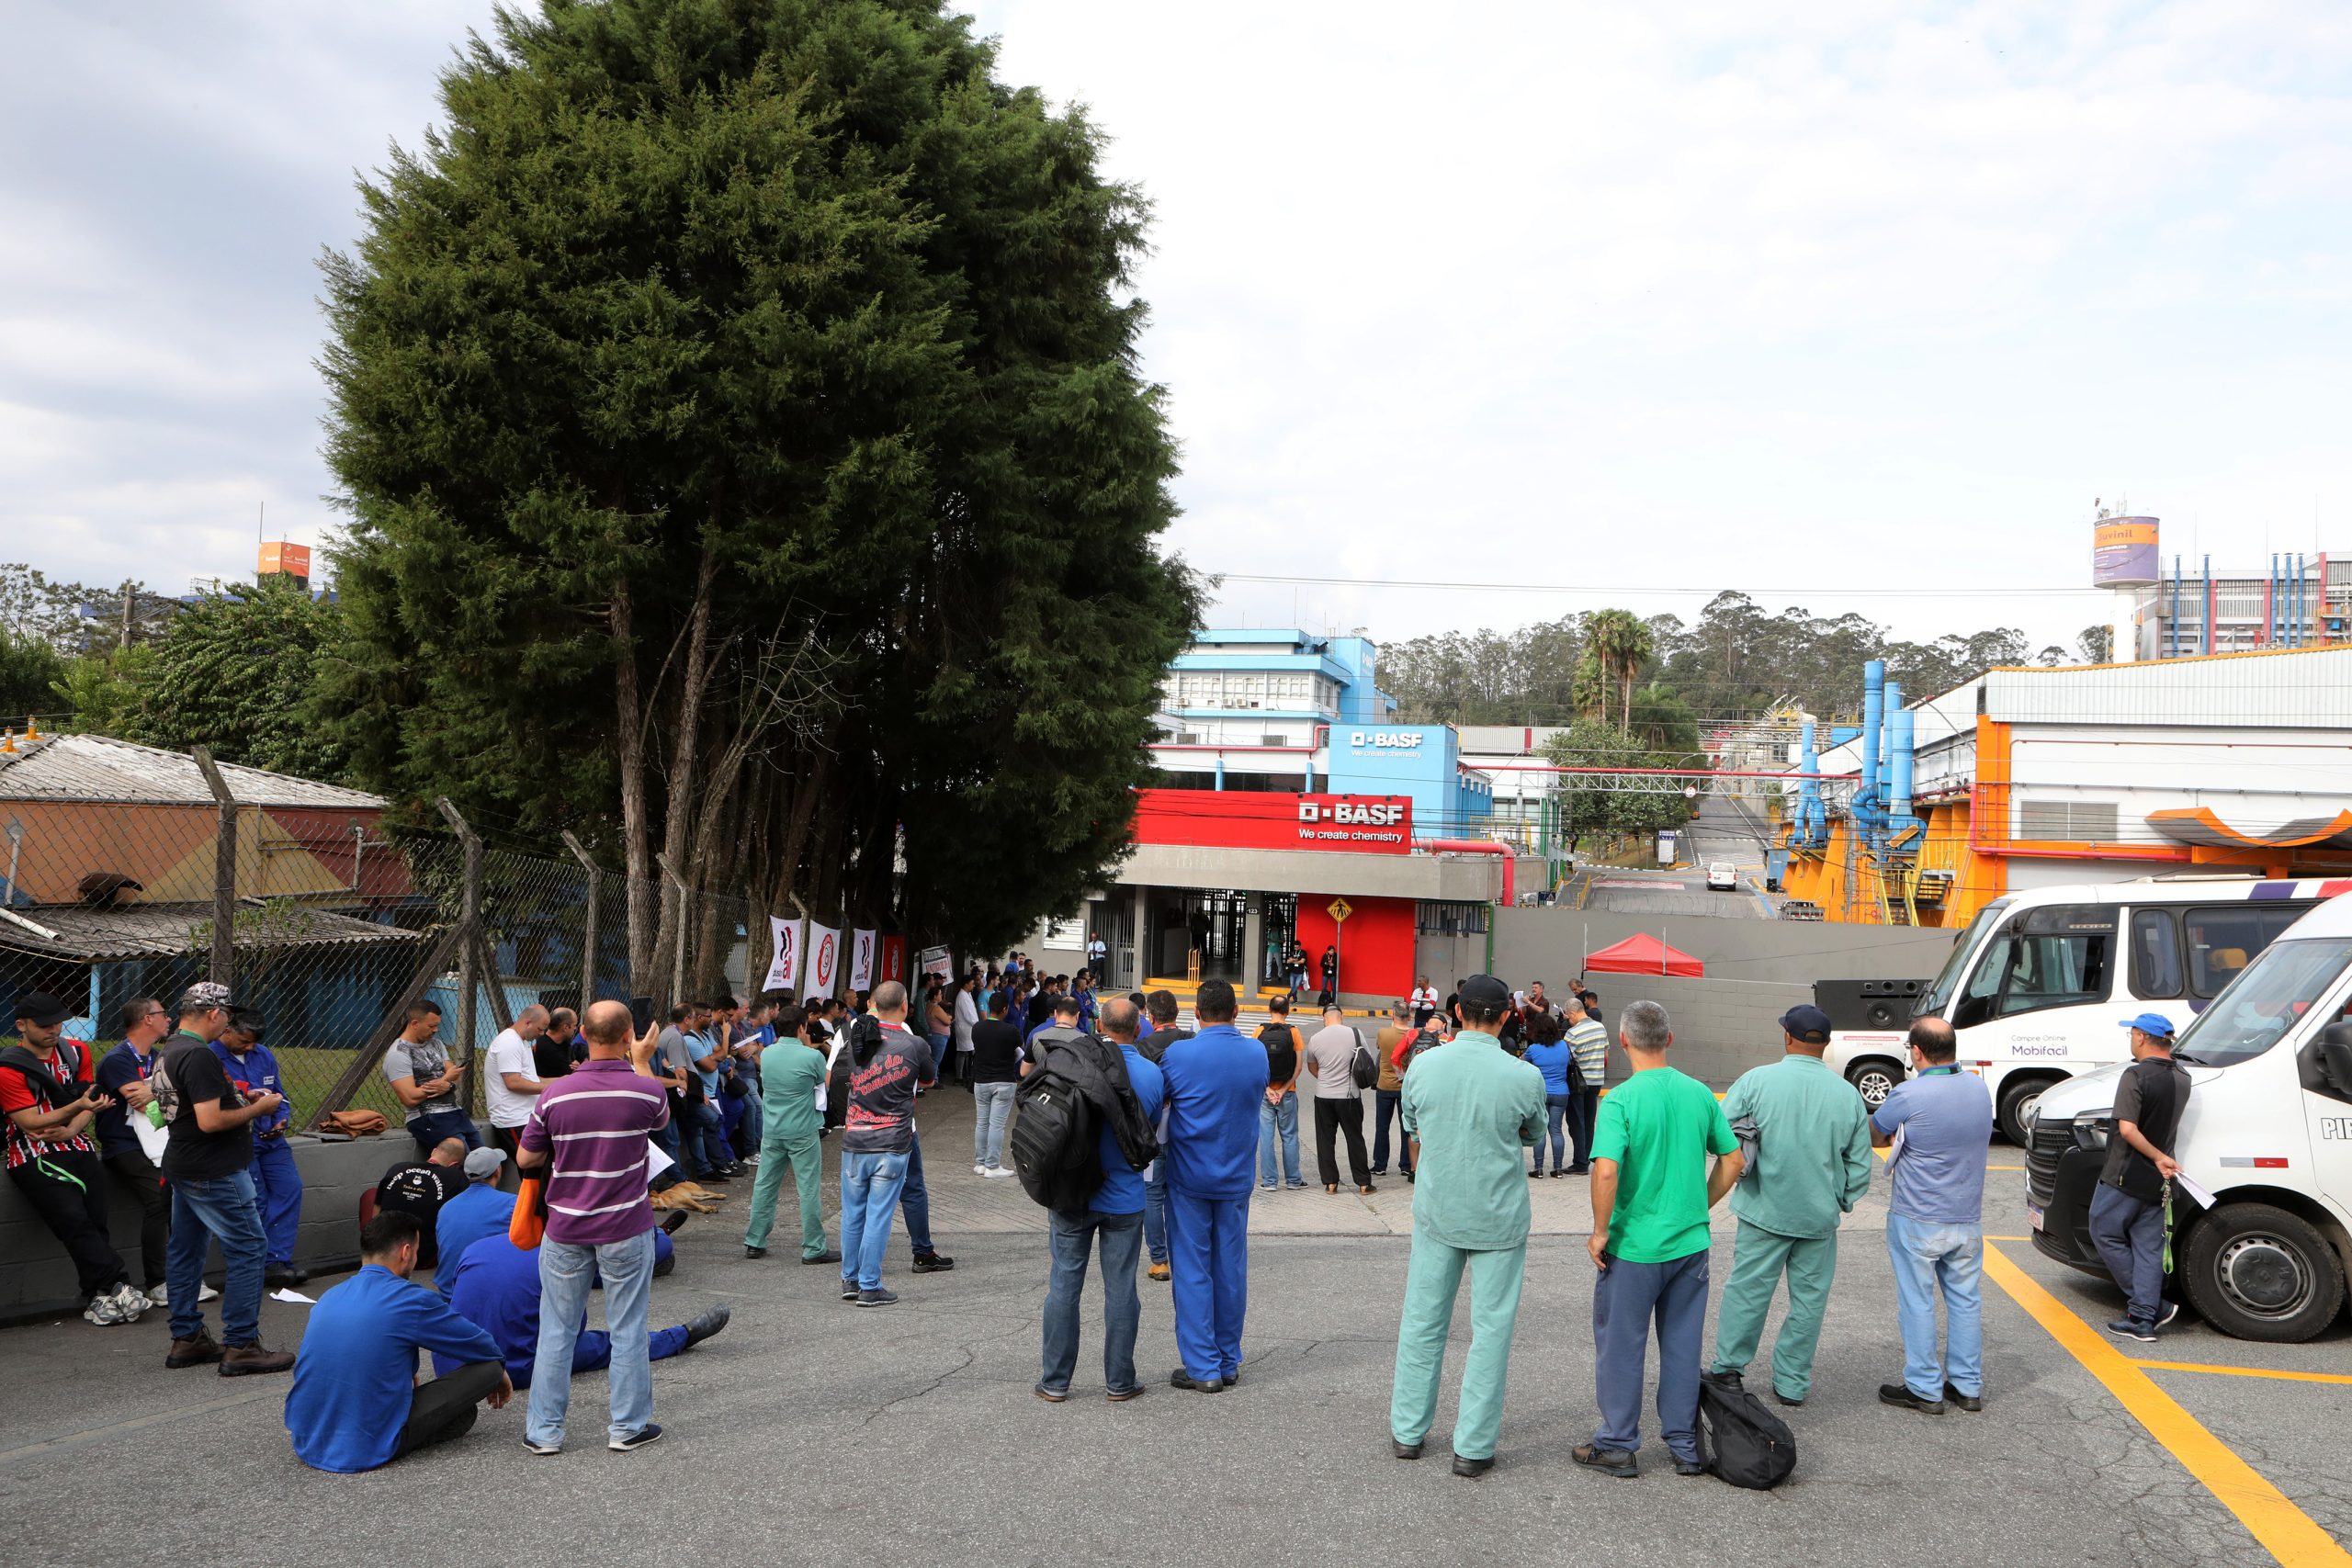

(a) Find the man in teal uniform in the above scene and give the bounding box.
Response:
[743,1004,840,1265]
[1707,1004,1872,1407]
[1388,976,1548,1478]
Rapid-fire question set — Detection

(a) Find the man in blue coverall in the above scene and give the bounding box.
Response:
[213,1010,305,1288]
[1158,978,1269,1392]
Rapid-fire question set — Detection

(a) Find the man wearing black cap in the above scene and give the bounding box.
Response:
[2,990,150,1326]
[1705,1004,1873,1408]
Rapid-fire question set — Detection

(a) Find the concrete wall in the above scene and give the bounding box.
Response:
[1,1131,438,1326]
[1414,905,1959,994]
[1573,975,1818,1091]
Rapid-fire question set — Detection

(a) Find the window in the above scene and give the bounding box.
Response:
[2130,909,2182,998]
[1955,904,2114,1024]
[2018,799,2120,840]
[2175,936,2352,1068]
[2184,904,2314,998]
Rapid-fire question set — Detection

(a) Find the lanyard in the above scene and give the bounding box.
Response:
[1917,1064,1961,1077]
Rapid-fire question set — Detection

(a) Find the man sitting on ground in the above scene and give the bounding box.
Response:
[376,1138,469,1269]
[436,1233,727,1390]
[435,1147,516,1293]
[283,1212,511,1472]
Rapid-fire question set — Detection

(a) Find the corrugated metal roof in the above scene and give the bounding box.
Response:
[1983,645,2352,728]
[0,733,383,809]
[0,900,424,964]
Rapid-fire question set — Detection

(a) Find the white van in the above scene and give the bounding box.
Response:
[1825,875,2344,1145]
[2027,893,2352,1342]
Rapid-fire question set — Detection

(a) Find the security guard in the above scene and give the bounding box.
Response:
[212,1010,306,1287]
[1388,975,1548,1477]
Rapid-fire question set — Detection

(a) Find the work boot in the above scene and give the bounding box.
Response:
[264,1263,302,1290]
[682,1303,731,1349]
[220,1342,296,1377]
[165,1333,224,1369]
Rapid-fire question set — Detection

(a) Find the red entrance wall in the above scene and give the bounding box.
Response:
[1294,896,1415,1001]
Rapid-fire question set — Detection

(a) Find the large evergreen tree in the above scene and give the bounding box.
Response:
[317,0,1195,979]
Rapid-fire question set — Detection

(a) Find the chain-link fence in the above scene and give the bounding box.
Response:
[0,733,806,1129]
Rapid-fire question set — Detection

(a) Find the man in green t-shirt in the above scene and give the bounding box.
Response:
[743,1004,841,1265]
[1575,999,1741,1480]
[1387,975,1548,1478]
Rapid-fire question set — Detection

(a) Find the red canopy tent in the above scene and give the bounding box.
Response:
[1582,931,1703,977]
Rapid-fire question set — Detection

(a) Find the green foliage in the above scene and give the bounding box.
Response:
[105,582,352,781]
[2076,624,2114,664]
[315,0,1195,957]
[1540,719,1700,840]
[0,623,66,724]
[0,564,182,655]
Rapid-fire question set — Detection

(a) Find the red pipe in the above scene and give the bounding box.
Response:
[1426,839,1514,905]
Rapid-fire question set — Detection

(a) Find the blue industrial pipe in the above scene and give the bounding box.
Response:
[1892,705,1917,818]
[1858,660,1884,834]
[1879,679,1902,810]
[1797,719,1826,848]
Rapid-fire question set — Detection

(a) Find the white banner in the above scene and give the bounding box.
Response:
[849,928,876,990]
[807,923,842,994]
[762,916,806,994]
[919,944,953,981]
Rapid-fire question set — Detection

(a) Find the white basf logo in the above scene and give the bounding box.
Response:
[1349,730,1423,750]
[1297,800,1407,826]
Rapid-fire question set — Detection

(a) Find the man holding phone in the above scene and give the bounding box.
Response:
[3,990,150,1326]
[384,1001,478,1157]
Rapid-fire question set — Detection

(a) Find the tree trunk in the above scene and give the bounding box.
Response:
[650,539,722,999]
[611,581,655,990]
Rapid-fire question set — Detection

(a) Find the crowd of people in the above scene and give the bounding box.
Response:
[4,944,2198,1484]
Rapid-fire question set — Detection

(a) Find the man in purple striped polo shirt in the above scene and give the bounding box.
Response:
[516,999,670,1455]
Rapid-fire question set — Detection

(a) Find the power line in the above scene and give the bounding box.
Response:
[1210,572,2110,601]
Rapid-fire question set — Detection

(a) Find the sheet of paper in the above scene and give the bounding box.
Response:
[269,1288,315,1304]
[647,1143,674,1179]
[1887,1125,1906,1166]
[2174,1171,2218,1210]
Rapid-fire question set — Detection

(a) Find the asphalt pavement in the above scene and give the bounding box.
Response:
[2,1089,2344,1567]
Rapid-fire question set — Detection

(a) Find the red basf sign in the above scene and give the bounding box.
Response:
[1132,789,1411,854]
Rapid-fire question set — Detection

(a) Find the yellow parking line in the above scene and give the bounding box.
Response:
[1986,1164,2024,1171]
[2140,1360,2352,1389]
[1982,1244,2350,1567]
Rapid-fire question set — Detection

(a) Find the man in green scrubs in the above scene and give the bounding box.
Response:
[1388,976,1548,1478]
[744,1004,840,1265]
[1707,1004,1872,1406]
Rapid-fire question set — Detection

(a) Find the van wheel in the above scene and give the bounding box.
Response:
[2179,1204,2346,1343]
[1846,1059,1902,1111]
[1996,1076,2053,1147]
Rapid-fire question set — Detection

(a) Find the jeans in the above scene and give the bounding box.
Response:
[927,1033,952,1078]
[1372,1088,1411,1174]
[527,1228,655,1446]
[250,1134,304,1266]
[1312,1094,1370,1189]
[104,1150,170,1286]
[1038,1210,1146,1396]
[684,1100,732,1176]
[407,1109,481,1160]
[1541,1095,1569,1172]
[1885,1213,1984,1400]
[1257,1092,1302,1188]
[840,1149,912,1291]
[649,1117,683,1188]
[1566,1087,1599,1169]
[2089,1182,2165,1327]
[973,1081,1017,1169]
[1143,1169,1168,1265]
[899,1133,937,1257]
[1591,1247,1710,1460]
[167,1168,266,1346]
[719,1092,756,1159]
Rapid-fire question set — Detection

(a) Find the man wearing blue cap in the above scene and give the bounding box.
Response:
[1707,1004,1873,1407]
[2092,1014,2191,1342]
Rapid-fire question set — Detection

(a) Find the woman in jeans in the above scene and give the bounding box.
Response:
[967,993,1024,1176]
[1519,1011,1574,1176]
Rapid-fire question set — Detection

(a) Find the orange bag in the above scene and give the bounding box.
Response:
[509,1175,548,1249]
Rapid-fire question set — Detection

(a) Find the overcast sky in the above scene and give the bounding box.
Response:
[6,2,2349,657]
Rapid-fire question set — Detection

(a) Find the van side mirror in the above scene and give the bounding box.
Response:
[2320,1021,2352,1094]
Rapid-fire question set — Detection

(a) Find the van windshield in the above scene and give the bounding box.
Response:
[2175,937,2352,1068]
[1917,899,2010,1018]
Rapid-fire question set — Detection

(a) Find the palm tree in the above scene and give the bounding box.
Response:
[1583,609,1655,732]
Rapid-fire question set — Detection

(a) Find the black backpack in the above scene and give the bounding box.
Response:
[1697,1372,1795,1489]
[1008,1043,1103,1214]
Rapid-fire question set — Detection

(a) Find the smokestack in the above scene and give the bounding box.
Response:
[1859,660,1884,818]
[1892,705,1916,818]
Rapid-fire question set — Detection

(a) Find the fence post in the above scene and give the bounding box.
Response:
[658,852,688,1008]
[435,798,481,1112]
[561,830,601,1013]
[190,747,236,985]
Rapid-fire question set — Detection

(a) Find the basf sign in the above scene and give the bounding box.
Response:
[1132,789,1412,854]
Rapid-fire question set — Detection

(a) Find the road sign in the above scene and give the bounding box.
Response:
[1327,898,1353,924]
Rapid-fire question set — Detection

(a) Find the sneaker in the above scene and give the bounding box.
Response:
[524,1438,563,1456]
[609,1424,663,1452]
[2155,1302,2181,1329]
[660,1210,690,1235]
[145,1282,170,1308]
[109,1282,150,1321]
[856,1288,899,1308]
[219,1342,297,1377]
[841,1280,860,1302]
[973,1164,988,1176]
[1877,1382,1946,1415]
[1571,1444,1638,1478]
[2105,1318,2157,1343]
[981,1167,1019,1179]
[165,1333,224,1369]
[682,1303,731,1349]
[199,1282,220,1302]
[84,1293,127,1327]
[1672,1458,1708,1477]
[911,1252,955,1273]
